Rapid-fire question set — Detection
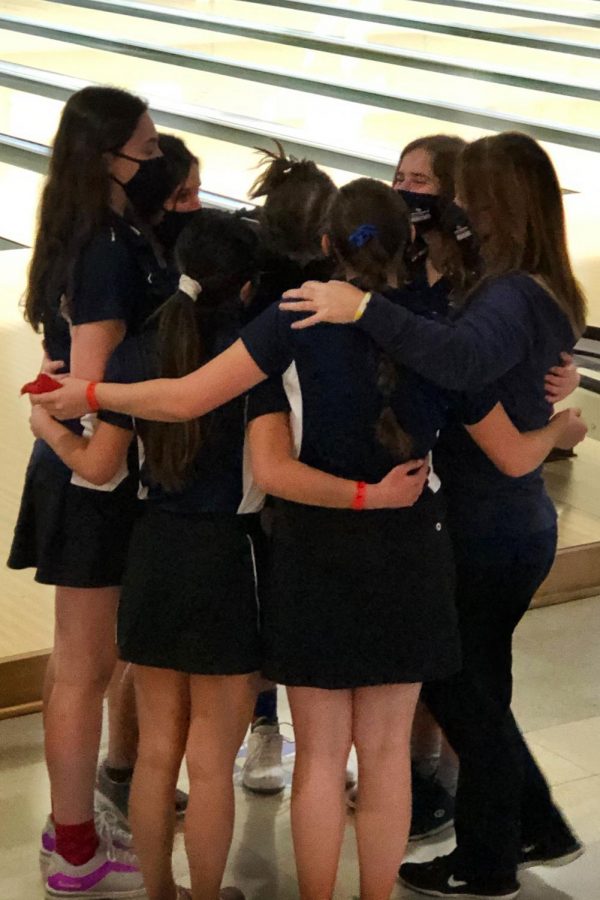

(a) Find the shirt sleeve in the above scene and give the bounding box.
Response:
[456,387,500,426]
[97,341,136,432]
[70,229,139,326]
[246,376,290,424]
[240,303,295,376]
[357,277,535,391]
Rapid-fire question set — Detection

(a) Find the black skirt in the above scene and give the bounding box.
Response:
[7,441,141,588]
[117,508,262,676]
[262,493,460,690]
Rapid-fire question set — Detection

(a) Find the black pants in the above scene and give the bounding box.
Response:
[423,524,571,879]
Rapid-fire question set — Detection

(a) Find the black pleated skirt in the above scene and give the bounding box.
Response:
[117,507,262,675]
[262,492,460,689]
[7,440,141,588]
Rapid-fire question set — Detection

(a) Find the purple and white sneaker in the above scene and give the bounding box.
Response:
[45,839,144,898]
[40,808,133,868]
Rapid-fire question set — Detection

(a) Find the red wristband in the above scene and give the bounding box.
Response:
[86,381,100,413]
[351,480,367,511]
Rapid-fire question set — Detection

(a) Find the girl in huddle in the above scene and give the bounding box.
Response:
[34,179,586,900]
[279,133,587,899]
[9,85,177,898]
[393,134,466,197]
[30,208,431,900]
[394,142,578,844]
[242,144,339,794]
[99,132,202,813]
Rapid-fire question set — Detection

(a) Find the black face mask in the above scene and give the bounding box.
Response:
[113,152,173,219]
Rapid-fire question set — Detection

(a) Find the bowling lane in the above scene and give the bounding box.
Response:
[3,3,600,152]
[0,31,496,164]
[22,0,600,90]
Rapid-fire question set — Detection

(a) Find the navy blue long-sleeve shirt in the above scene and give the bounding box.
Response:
[358,272,577,537]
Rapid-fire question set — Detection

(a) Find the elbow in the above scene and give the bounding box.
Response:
[253,469,276,496]
[171,391,200,423]
[251,461,282,496]
[493,456,530,478]
[81,462,123,485]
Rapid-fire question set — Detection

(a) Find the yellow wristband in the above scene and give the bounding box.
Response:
[354,291,372,322]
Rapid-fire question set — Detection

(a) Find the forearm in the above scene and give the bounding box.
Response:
[95,378,192,422]
[257,457,357,508]
[467,411,564,478]
[505,421,563,476]
[358,292,524,390]
[94,340,266,422]
[37,421,105,484]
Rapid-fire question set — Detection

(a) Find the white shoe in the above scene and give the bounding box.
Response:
[40,806,133,869]
[242,718,285,794]
[45,837,144,898]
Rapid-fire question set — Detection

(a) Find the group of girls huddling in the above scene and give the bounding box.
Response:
[11,84,589,900]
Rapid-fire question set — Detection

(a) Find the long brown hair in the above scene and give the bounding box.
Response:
[458,132,587,335]
[395,134,466,198]
[139,209,259,492]
[329,178,415,461]
[249,141,336,264]
[24,86,147,331]
[329,177,409,292]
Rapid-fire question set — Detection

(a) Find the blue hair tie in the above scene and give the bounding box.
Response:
[349,223,378,248]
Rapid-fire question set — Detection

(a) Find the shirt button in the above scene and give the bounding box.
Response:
[435,522,442,531]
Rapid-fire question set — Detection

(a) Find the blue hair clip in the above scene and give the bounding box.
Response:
[349,223,378,248]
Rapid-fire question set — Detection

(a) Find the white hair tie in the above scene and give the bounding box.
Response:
[179,274,202,301]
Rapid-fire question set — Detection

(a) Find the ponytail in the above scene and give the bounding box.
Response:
[138,209,259,492]
[137,287,207,492]
[375,356,415,462]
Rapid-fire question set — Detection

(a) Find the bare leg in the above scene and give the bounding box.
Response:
[106,661,138,769]
[45,587,119,824]
[185,673,258,900]
[128,666,189,900]
[288,687,353,900]
[353,682,421,900]
[43,652,55,811]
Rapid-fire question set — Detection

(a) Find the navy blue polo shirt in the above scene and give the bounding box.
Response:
[241,289,454,488]
[42,212,176,365]
[99,317,276,516]
[357,273,576,536]
[37,214,177,472]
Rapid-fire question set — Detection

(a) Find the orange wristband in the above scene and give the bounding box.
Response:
[351,481,367,511]
[86,381,100,413]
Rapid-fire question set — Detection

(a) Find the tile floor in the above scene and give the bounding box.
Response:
[1,594,598,900]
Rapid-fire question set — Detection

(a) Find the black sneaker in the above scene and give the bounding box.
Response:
[410,768,455,841]
[399,853,520,898]
[519,832,585,870]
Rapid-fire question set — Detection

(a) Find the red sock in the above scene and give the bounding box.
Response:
[55,819,99,866]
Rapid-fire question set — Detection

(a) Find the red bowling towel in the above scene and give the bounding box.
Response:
[21,373,62,395]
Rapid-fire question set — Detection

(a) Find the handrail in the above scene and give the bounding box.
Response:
[42,0,600,101]
[2,18,599,154]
